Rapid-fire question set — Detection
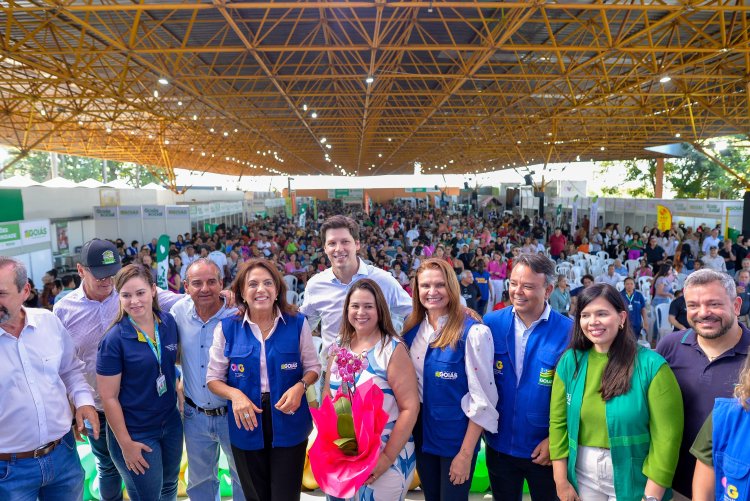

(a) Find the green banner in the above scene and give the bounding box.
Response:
[156,234,170,289]
[0,189,24,223]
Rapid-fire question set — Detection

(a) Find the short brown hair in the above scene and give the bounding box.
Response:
[320,215,359,243]
[231,258,295,317]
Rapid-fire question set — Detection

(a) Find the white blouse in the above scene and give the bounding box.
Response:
[409,315,499,433]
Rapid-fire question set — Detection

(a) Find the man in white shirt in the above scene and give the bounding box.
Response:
[702,245,727,272]
[701,228,722,255]
[207,241,229,283]
[299,215,412,362]
[0,256,98,500]
[595,264,627,287]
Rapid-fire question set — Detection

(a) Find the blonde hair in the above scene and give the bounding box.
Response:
[402,258,468,349]
[735,355,750,410]
[111,264,160,325]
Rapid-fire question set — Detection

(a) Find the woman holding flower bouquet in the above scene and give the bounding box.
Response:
[323,279,420,500]
[402,258,499,501]
[207,259,321,501]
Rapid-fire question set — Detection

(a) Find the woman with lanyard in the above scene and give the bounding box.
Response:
[549,283,683,501]
[691,356,750,500]
[97,264,182,500]
[550,274,572,316]
[402,258,498,501]
[207,258,320,501]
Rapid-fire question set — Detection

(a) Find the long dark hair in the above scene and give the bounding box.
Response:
[231,258,295,318]
[571,283,637,401]
[339,279,399,351]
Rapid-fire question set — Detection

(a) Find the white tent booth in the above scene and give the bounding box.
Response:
[0,219,53,287]
[93,205,191,245]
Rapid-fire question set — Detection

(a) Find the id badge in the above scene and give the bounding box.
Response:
[156,374,167,397]
[628,304,633,311]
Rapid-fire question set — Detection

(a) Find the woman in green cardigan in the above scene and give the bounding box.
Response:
[549,283,684,501]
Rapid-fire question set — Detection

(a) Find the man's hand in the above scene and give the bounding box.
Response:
[75,405,100,441]
[531,437,551,466]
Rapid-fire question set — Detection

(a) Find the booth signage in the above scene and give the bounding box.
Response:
[0,220,51,250]
[118,206,141,218]
[0,223,21,248]
[167,206,190,218]
[94,207,117,219]
[142,206,165,218]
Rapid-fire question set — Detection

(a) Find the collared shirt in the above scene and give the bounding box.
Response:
[701,235,721,255]
[409,315,499,433]
[207,309,321,391]
[171,296,237,410]
[54,283,183,409]
[299,259,413,359]
[595,272,626,287]
[0,307,95,452]
[512,303,552,383]
[656,325,750,496]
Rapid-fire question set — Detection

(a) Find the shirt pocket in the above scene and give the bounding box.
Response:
[275,339,303,383]
[722,453,750,496]
[432,347,463,385]
[42,354,62,384]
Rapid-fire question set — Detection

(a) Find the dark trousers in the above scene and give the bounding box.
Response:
[231,393,307,501]
[413,411,477,501]
[486,446,558,501]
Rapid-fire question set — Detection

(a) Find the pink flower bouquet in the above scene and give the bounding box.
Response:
[308,347,388,498]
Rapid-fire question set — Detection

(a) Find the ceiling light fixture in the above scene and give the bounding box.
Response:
[158,78,169,85]
[659,76,672,83]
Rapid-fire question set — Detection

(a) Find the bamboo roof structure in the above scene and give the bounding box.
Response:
[1,1,749,182]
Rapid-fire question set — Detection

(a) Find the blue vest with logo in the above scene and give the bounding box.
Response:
[482,306,573,457]
[712,398,750,501]
[404,317,477,457]
[221,313,312,450]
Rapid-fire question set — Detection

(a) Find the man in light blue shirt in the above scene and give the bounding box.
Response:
[299,215,412,361]
[170,258,244,501]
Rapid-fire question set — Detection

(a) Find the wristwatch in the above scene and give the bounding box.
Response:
[298,379,309,391]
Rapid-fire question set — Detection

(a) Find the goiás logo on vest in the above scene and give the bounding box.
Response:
[230,363,245,378]
[281,362,299,370]
[538,368,554,386]
[434,370,459,380]
[494,359,504,376]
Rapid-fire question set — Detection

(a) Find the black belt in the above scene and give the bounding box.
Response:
[261,392,271,404]
[185,396,227,417]
[0,438,62,461]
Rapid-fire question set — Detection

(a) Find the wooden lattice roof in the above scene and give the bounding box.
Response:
[1,1,749,181]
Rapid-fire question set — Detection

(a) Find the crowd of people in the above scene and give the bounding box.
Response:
[2,202,749,501]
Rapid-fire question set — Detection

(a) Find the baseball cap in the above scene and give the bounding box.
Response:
[81,239,122,279]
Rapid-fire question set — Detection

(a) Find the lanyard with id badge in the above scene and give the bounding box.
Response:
[130,317,167,397]
[625,293,635,312]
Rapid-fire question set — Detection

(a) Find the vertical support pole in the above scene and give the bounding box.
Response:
[655,158,664,198]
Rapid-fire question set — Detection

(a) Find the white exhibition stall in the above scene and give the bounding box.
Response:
[0,219,53,286]
[93,205,191,245]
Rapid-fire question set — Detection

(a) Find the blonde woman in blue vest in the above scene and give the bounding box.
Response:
[691,355,750,500]
[549,283,684,501]
[207,259,321,501]
[402,258,498,501]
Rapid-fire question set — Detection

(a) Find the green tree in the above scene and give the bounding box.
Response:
[598,159,660,198]
[5,150,52,182]
[667,141,749,199]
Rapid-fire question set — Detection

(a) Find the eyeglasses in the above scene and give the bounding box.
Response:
[85,268,114,283]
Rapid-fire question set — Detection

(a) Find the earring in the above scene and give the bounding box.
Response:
[619,324,624,329]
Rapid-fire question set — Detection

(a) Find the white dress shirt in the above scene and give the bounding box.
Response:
[0,307,95,452]
[207,309,321,392]
[299,258,413,360]
[408,315,499,433]
[512,303,552,383]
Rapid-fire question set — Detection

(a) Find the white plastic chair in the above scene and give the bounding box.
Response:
[286,290,299,306]
[637,276,653,294]
[556,262,573,275]
[615,281,625,291]
[596,251,610,261]
[603,258,615,267]
[653,303,672,339]
[283,274,298,292]
[625,259,640,277]
[296,291,305,307]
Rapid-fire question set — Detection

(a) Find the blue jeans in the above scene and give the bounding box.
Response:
[86,411,124,501]
[183,403,245,500]
[0,430,83,501]
[107,408,183,501]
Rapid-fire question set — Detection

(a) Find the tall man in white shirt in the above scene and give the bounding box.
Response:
[54,238,183,501]
[0,256,99,499]
[170,259,244,501]
[299,215,413,362]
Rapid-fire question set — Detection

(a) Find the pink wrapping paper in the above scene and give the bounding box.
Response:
[309,379,389,498]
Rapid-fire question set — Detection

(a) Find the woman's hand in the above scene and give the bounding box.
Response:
[121,439,152,475]
[555,478,581,501]
[365,452,393,486]
[231,391,262,431]
[448,451,472,485]
[275,382,305,415]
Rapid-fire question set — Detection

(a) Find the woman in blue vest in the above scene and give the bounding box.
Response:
[691,356,750,500]
[402,258,498,501]
[207,259,321,501]
[549,283,683,501]
[97,264,183,500]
